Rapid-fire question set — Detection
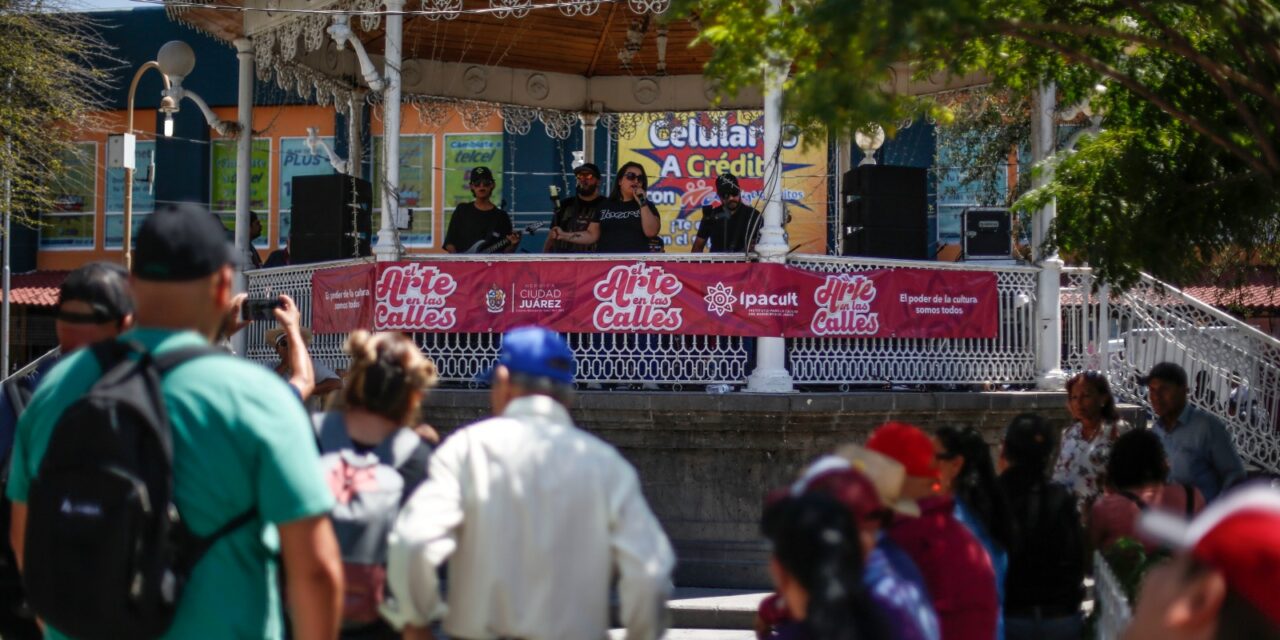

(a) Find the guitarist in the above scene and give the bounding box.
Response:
[443,166,518,254]
[543,163,604,253]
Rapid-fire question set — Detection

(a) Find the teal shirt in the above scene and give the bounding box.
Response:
[8,328,334,640]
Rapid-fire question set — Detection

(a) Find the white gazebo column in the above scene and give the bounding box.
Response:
[348,90,364,179]
[1032,81,1067,390]
[232,37,254,357]
[579,112,599,165]
[375,0,405,261]
[747,4,795,393]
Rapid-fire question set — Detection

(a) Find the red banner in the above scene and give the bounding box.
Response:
[312,260,998,338]
[310,263,376,334]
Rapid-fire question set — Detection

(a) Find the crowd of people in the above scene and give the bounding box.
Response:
[0,203,1273,640]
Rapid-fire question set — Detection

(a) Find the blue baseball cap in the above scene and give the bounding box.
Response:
[482,326,576,385]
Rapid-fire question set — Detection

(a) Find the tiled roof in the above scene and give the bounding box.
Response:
[1181,284,1280,310]
[2,271,68,307]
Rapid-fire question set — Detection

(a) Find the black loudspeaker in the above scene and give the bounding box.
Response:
[290,174,373,264]
[962,207,1012,259]
[841,165,928,260]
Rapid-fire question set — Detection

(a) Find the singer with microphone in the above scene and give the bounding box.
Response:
[544,163,604,253]
[550,161,660,253]
[691,172,762,253]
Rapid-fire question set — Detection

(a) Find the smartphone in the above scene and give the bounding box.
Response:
[242,297,284,321]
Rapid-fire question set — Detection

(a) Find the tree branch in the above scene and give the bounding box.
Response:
[1118,0,1280,172]
[1007,31,1274,178]
[992,17,1280,118]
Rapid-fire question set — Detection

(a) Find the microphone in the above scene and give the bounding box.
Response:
[549,184,560,208]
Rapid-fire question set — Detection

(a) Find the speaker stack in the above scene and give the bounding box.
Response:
[962,207,1013,260]
[290,174,373,264]
[841,165,928,260]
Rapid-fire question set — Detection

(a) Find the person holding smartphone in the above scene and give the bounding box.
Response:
[551,162,660,253]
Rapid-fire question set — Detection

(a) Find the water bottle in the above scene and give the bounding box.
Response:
[706,384,734,394]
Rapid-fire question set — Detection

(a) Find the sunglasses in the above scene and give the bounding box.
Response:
[623,172,646,182]
[56,309,118,325]
[471,180,494,187]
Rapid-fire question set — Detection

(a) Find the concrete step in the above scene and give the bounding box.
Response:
[609,630,756,639]
[667,587,767,630]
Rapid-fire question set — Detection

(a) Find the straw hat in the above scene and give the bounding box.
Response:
[265,326,313,347]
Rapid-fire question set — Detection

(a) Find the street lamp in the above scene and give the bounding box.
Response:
[119,41,239,268]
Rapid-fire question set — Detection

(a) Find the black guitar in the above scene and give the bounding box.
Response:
[464,222,548,254]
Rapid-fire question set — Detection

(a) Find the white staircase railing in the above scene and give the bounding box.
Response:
[1063,268,1280,474]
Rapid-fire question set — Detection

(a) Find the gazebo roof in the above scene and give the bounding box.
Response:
[164,0,989,115]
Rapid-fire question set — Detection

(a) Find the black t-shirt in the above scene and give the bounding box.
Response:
[549,196,604,253]
[595,199,654,253]
[696,204,762,252]
[444,202,513,253]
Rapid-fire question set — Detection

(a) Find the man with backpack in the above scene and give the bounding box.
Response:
[7,204,343,640]
[381,326,675,640]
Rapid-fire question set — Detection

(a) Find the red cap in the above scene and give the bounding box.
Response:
[1139,485,1280,628]
[866,422,938,479]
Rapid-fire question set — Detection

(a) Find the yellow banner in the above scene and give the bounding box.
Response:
[617,112,829,253]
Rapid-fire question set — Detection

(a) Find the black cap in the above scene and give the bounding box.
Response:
[57,262,133,323]
[716,172,741,198]
[470,166,495,184]
[1140,362,1189,387]
[573,163,601,178]
[134,203,240,282]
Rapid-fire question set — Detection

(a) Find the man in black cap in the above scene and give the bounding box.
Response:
[1144,361,1246,502]
[0,262,135,637]
[8,203,343,639]
[544,162,604,253]
[0,261,135,458]
[691,172,763,253]
[443,166,518,254]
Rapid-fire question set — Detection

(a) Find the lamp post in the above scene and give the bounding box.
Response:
[121,41,239,269]
[121,62,175,270]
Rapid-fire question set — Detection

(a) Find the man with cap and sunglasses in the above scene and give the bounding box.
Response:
[1143,362,1246,502]
[1125,484,1280,640]
[544,162,605,253]
[0,262,135,637]
[691,172,763,254]
[382,325,674,640]
[0,262,135,436]
[443,166,519,254]
[7,204,343,639]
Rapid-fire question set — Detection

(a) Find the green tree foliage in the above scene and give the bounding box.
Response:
[679,0,1280,285]
[0,0,113,222]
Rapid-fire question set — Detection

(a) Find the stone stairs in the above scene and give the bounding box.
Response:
[610,588,766,640]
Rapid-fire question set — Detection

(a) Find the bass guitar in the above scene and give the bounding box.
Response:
[463,221,548,254]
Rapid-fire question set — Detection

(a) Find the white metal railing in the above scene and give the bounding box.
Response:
[787,255,1040,387]
[1093,551,1132,640]
[3,347,60,386]
[1063,268,1280,473]
[247,253,1036,388]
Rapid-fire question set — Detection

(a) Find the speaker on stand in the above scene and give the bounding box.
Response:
[290,174,373,264]
[841,165,928,260]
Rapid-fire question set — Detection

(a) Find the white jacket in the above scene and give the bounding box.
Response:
[382,395,674,640]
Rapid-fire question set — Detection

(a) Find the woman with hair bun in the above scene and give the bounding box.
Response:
[313,330,439,639]
[761,492,886,640]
